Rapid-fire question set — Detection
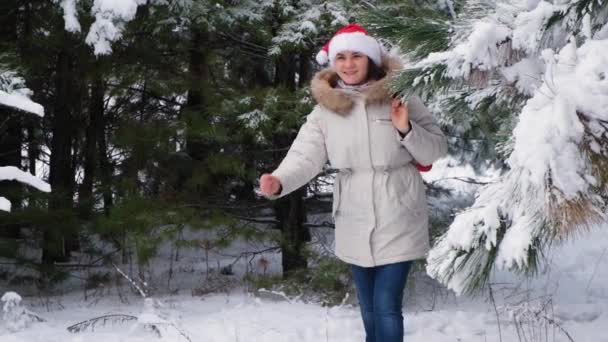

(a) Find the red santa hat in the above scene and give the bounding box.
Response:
[315,23,383,67]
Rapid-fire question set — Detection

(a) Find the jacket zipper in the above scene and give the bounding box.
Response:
[363,102,377,266]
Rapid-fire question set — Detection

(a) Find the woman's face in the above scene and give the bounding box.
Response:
[334,51,369,85]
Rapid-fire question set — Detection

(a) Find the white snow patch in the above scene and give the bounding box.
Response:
[59,0,82,33]
[0,91,44,117]
[85,0,147,55]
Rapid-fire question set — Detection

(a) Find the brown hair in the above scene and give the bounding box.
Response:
[366,57,386,82]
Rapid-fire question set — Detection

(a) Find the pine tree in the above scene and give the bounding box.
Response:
[362,0,608,295]
[0,0,410,291]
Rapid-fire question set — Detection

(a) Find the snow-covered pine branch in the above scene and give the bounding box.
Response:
[0,72,44,117]
[269,0,349,57]
[56,0,289,56]
[412,0,608,295]
[0,167,51,194]
[55,0,157,55]
[0,71,50,212]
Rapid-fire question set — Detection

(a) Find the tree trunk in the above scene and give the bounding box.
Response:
[98,115,112,215]
[264,7,310,275]
[270,44,311,275]
[184,27,211,162]
[298,50,312,89]
[79,68,105,219]
[274,54,297,91]
[26,124,38,176]
[276,187,308,277]
[43,43,76,264]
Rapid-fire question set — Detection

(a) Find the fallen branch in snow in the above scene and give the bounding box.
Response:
[66,294,193,341]
[256,288,294,303]
[66,314,137,333]
[429,176,491,186]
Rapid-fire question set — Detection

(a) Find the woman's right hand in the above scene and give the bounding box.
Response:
[259,173,282,196]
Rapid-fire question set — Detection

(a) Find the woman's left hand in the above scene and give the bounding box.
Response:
[391,98,410,134]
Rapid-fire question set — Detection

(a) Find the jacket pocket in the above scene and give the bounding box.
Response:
[372,118,393,125]
[392,168,426,214]
[332,169,354,219]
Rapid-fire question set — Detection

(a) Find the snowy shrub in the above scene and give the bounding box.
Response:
[191,267,238,297]
[1,291,44,333]
[246,254,354,307]
[500,297,574,342]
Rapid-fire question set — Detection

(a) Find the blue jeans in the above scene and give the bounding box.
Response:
[351,261,412,342]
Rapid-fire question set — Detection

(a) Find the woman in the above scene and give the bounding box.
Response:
[258,23,447,342]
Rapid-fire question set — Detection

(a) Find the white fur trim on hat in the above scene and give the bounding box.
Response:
[316,50,329,65]
[328,32,382,67]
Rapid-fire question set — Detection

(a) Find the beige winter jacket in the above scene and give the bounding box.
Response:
[267,56,448,267]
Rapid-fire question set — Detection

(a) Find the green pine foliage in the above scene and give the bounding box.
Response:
[390,64,452,99]
[358,1,452,59]
[1,0,490,299]
[358,0,528,168]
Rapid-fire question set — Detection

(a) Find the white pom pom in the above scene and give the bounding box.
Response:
[315,50,329,65]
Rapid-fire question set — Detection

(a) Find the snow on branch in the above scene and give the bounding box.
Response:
[57,0,82,33]
[0,197,11,212]
[113,263,148,298]
[85,0,148,55]
[0,166,51,212]
[0,72,44,117]
[269,0,349,57]
[1,291,45,333]
[0,71,49,212]
[423,0,608,295]
[0,92,44,117]
[0,167,51,194]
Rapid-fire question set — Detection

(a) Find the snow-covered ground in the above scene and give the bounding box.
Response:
[2,223,608,342]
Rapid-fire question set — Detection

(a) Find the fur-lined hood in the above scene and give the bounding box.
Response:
[310,55,403,115]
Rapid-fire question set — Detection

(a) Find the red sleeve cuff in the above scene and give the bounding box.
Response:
[415,163,432,172]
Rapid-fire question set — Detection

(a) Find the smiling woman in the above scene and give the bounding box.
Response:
[333,51,388,86]
[334,51,370,85]
[258,23,447,342]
